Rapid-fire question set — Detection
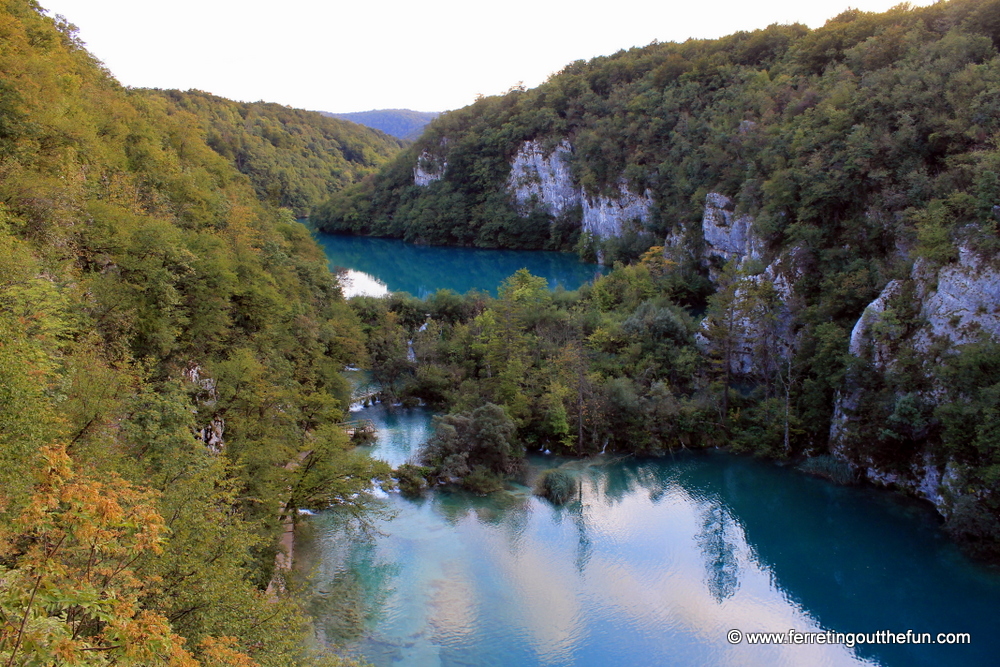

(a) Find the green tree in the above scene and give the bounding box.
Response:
[420,403,522,492]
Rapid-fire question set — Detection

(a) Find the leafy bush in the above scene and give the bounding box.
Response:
[395,463,430,497]
[420,403,523,487]
[538,468,577,505]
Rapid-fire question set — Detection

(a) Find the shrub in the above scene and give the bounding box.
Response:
[420,403,523,484]
[539,468,577,505]
[395,463,430,497]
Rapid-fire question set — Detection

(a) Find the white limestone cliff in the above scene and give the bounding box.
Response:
[694,193,800,375]
[582,184,654,238]
[505,139,653,239]
[847,279,903,368]
[507,140,578,217]
[185,363,225,453]
[831,246,1000,514]
[845,246,1000,370]
[912,247,1000,353]
[701,192,763,266]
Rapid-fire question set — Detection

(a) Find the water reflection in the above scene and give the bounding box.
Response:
[337,269,389,298]
[315,232,604,297]
[697,504,741,603]
[301,407,1000,667]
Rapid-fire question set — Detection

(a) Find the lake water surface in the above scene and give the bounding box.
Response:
[312,233,604,298]
[298,402,1000,667]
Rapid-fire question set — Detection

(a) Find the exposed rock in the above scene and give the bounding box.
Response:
[505,139,653,240]
[507,139,577,217]
[698,251,801,375]
[413,150,446,186]
[582,183,653,239]
[912,246,1000,353]
[844,246,1000,373]
[185,363,224,452]
[843,451,960,516]
[831,246,1000,517]
[701,193,762,266]
[198,418,225,454]
[695,194,802,375]
[847,279,903,368]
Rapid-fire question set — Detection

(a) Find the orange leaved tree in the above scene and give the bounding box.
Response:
[0,444,254,666]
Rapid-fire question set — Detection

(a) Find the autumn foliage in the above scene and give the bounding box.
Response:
[0,445,254,666]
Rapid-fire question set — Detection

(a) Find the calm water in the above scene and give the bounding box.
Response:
[299,404,1000,667]
[312,233,604,298]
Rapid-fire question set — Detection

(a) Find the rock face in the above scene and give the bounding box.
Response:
[912,247,1000,353]
[847,279,903,368]
[413,150,446,186]
[507,139,578,217]
[846,246,1000,370]
[701,193,762,266]
[694,193,800,375]
[582,183,654,238]
[505,139,653,239]
[832,246,1000,515]
[185,363,225,453]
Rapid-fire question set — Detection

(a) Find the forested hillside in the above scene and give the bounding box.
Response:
[316,0,1000,255]
[0,2,384,664]
[144,89,404,217]
[323,0,1000,558]
[323,109,440,141]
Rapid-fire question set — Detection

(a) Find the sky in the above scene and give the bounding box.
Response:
[40,0,936,114]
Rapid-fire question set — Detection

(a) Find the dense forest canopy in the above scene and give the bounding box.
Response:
[316,0,1000,258]
[143,89,405,217]
[0,1,385,664]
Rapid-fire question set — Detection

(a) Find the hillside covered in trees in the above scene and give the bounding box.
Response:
[143,89,404,217]
[0,1,385,664]
[316,0,1000,256]
[321,0,1000,558]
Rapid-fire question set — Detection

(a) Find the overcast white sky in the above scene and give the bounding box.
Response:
[40,0,935,114]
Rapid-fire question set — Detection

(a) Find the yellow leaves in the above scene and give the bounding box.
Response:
[17,443,166,575]
[38,441,73,483]
[0,443,264,666]
[587,322,625,354]
[197,637,256,667]
[52,636,86,663]
[638,246,676,278]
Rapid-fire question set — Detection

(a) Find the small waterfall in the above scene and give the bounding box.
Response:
[407,339,416,362]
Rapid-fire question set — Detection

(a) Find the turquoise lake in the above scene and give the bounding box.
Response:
[299,240,1000,666]
[312,233,604,298]
[297,404,1000,667]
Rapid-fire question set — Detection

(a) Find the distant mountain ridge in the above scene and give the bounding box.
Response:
[323,108,440,141]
